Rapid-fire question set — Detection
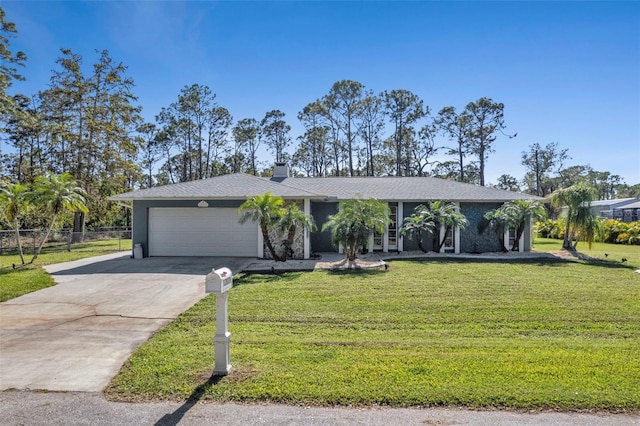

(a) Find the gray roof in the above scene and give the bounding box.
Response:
[276,176,542,202]
[590,198,639,208]
[109,173,323,201]
[613,200,640,210]
[110,173,544,203]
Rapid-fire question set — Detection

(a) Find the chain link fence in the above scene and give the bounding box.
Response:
[0,227,132,256]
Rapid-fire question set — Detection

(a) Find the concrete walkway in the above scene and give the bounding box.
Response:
[0,252,251,392]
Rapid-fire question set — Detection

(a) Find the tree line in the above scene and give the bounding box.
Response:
[1,7,638,231]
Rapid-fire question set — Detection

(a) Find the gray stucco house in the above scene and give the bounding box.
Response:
[110,164,543,258]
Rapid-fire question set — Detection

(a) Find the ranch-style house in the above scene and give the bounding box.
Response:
[110,163,544,258]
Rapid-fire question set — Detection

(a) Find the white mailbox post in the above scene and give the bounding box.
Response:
[205,267,233,376]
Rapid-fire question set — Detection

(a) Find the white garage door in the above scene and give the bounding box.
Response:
[148,208,258,257]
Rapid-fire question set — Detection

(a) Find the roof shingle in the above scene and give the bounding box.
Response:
[110,173,544,202]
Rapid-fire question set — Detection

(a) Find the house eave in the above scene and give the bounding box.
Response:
[108,195,329,202]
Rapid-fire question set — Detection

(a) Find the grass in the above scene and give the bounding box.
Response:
[0,238,132,302]
[106,247,640,411]
[534,237,640,269]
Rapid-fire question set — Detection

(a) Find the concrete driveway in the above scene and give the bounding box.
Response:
[0,252,250,392]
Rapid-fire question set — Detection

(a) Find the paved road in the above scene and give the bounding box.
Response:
[0,253,250,392]
[1,391,638,426]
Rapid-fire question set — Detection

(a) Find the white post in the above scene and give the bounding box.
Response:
[304,199,311,259]
[454,202,460,254]
[397,202,404,252]
[383,216,389,253]
[205,267,233,376]
[214,291,231,375]
[257,224,264,258]
[504,229,510,251]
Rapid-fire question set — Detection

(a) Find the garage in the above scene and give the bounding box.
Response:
[148,207,258,257]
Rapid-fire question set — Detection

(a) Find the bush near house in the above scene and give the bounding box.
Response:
[536,219,640,245]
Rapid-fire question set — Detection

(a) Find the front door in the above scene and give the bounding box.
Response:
[372,203,398,251]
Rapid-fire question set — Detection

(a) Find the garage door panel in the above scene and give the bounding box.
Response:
[148,208,257,257]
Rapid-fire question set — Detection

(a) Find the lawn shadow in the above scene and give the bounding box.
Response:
[326,268,387,276]
[388,256,636,270]
[233,271,306,287]
[154,373,224,426]
[44,255,251,277]
[579,259,639,270]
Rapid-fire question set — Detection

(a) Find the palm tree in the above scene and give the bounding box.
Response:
[504,200,546,251]
[427,200,469,252]
[567,204,601,250]
[483,200,546,252]
[400,204,436,252]
[322,198,389,261]
[30,173,88,262]
[550,182,598,250]
[238,192,286,261]
[276,203,317,260]
[0,181,30,265]
[482,206,512,252]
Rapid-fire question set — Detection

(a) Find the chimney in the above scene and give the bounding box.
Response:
[272,162,290,181]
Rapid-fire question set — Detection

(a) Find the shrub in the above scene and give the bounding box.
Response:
[535,219,564,239]
[602,219,628,244]
[535,219,555,238]
[544,218,640,246]
[619,222,640,245]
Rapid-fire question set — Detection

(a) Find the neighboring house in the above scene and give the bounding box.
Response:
[589,198,640,221]
[110,163,544,258]
[612,200,640,223]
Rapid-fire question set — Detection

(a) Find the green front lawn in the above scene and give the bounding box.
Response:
[534,237,640,269]
[0,239,132,302]
[107,255,640,410]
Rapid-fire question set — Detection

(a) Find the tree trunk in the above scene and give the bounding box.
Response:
[479,145,486,186]
[13,221,25,265]
[31,214,57,263]
[347,124,354,176]
[283,226,297,260]
[562,211,572,250]
[498,236,508,253]
[458,137,464,182]
[512,221,526,251]
[72,210,85,243]
[417,232,426,253]
[262,225,283,261]
[437,230,447,252]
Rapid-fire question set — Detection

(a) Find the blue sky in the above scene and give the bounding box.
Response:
[3,1,639,185]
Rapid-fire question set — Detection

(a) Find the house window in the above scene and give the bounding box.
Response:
[388,205,398,249]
